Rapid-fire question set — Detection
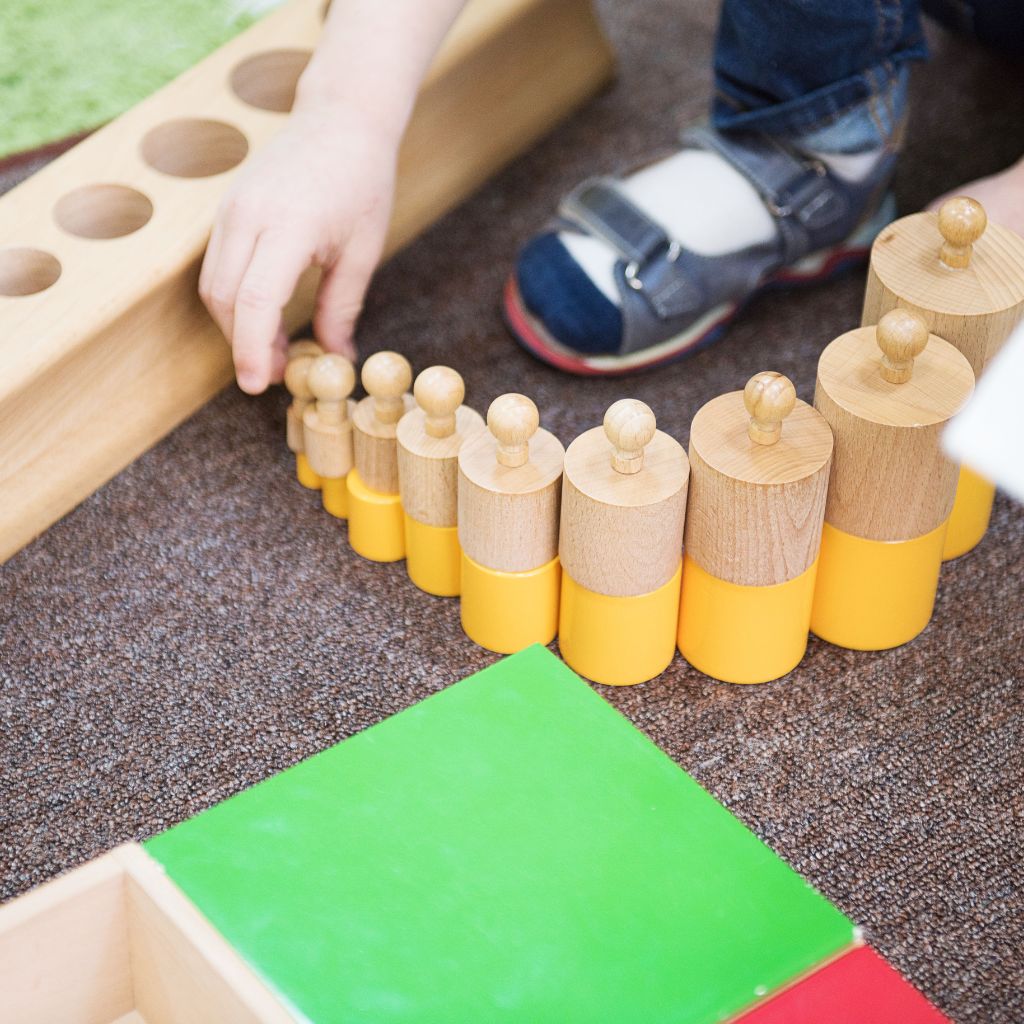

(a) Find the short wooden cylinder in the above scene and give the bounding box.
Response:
[862,211,1024,375]
[684,393,833,587]
[814,327,974,542]
[457,427,564,573]
[302,400,355,479]
[396,405,485,528]
[352,393,416,494]
[286,402,308,453]
[559,427,688,597]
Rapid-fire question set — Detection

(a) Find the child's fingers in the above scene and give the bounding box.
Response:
[313,226,385,360]
[201,222,259,345]
[232,232,313,394]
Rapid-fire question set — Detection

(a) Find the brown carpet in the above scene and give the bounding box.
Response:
[2,5,1023,1021]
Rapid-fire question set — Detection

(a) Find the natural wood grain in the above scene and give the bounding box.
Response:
[284,339,323,453]
[396,368,484,528]
[352,352,414,494]
[814,324,974,542]
[458,395,564,572]
[685,387,833,587]
[559,401,688,597]
[0,0,614,563]
[302,353,356,479]
[863,205,1024,375]
[0,844,294,1022]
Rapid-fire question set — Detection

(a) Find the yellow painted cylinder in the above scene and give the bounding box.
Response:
[811,519,947,650]
[321,476,348,519]
[405,515,461,597]
[346,468,405,563]
[460,553,560,654]
[942,465,995,561]
[296,452,321,490]
[677,556,818,685]
[559,563,682,686]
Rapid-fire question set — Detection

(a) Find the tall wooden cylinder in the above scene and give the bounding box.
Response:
[811,312,974,650]
[862,197,1024,558]
[457,394,564,654]
[558,400,689,687]
[678,372,833,684]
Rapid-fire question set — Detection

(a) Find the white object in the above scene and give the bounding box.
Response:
[944,320,1024,504]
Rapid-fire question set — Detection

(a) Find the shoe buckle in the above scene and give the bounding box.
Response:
[625,240,680,292]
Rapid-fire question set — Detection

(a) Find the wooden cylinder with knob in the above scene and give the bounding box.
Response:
[347,351,415,562]
[862,195,1024,559]
[284,339,324,490]
[810,311,974,651]
[558,399,689,686]
[457,394,564,653]
[396,366,484,597]
[301,353,356,519]
[677,371,833,684]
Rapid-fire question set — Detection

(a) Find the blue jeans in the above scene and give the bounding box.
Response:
[712,0,1022,152]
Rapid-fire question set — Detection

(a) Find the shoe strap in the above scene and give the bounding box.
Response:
[681,125,848,263]
[558,179,702,319]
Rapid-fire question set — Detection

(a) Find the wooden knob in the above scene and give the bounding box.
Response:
[307,353,356,402]
[876,309,929,383]
[283,352,317,401]
[603,399,656,474]
[938,196,987,269]
[287,338,323,362]
[362,351,412,425]
[414,366,465,438]
[744,371,796,445]
[487,393,539,468]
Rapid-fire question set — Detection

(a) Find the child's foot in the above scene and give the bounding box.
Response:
[929,156,1024,238]
[506,126,897,375]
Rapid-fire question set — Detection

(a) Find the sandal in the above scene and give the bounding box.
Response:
[505,125,897,376]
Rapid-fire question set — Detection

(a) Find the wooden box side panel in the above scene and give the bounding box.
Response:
[0,853,134,1024]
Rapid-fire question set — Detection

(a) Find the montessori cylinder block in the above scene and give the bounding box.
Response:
[811,311,974,650]
[396,367,484,597]
[862,197,1024,559]
[457,394,564,654]
[300,351,356,520]
[678,372,833,684]
[284,340,325,490]
[348,352,415,562]
[558,399,688,686]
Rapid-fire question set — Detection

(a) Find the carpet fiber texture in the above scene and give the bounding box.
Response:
[1,4,1022,1022]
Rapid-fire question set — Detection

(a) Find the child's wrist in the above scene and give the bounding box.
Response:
[293,66,412,146]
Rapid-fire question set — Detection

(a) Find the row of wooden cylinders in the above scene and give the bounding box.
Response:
[285,305,975,686]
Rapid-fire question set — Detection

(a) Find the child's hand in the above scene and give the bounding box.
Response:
[199,106,396,394]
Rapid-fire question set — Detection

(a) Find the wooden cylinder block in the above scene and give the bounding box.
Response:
[814,313,974,542]
[686,376,833,588]
[352,352,415,494]
[302,354,356,479]
[283,340,323,453]
[397,367,485,528]
[458,394,564,573]
[560,400,688,598]
[863,197,1024,375]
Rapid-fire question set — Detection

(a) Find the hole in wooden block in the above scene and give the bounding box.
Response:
[0,247,62,296]
[140,119,249,178]
[230,49,312,112]
[54,184,154,239]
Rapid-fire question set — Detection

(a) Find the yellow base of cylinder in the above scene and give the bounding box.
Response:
[296,452,321,490]
[677,556,817,685]
[460,553,560,654]
[346,469,405,563]
[811,519,947,651]
[559,564,682,686]
[942,465,995,561]
[321,476,348,519]
[405,516,461,597]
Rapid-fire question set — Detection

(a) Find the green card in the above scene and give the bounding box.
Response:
[146,646,853,1023]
